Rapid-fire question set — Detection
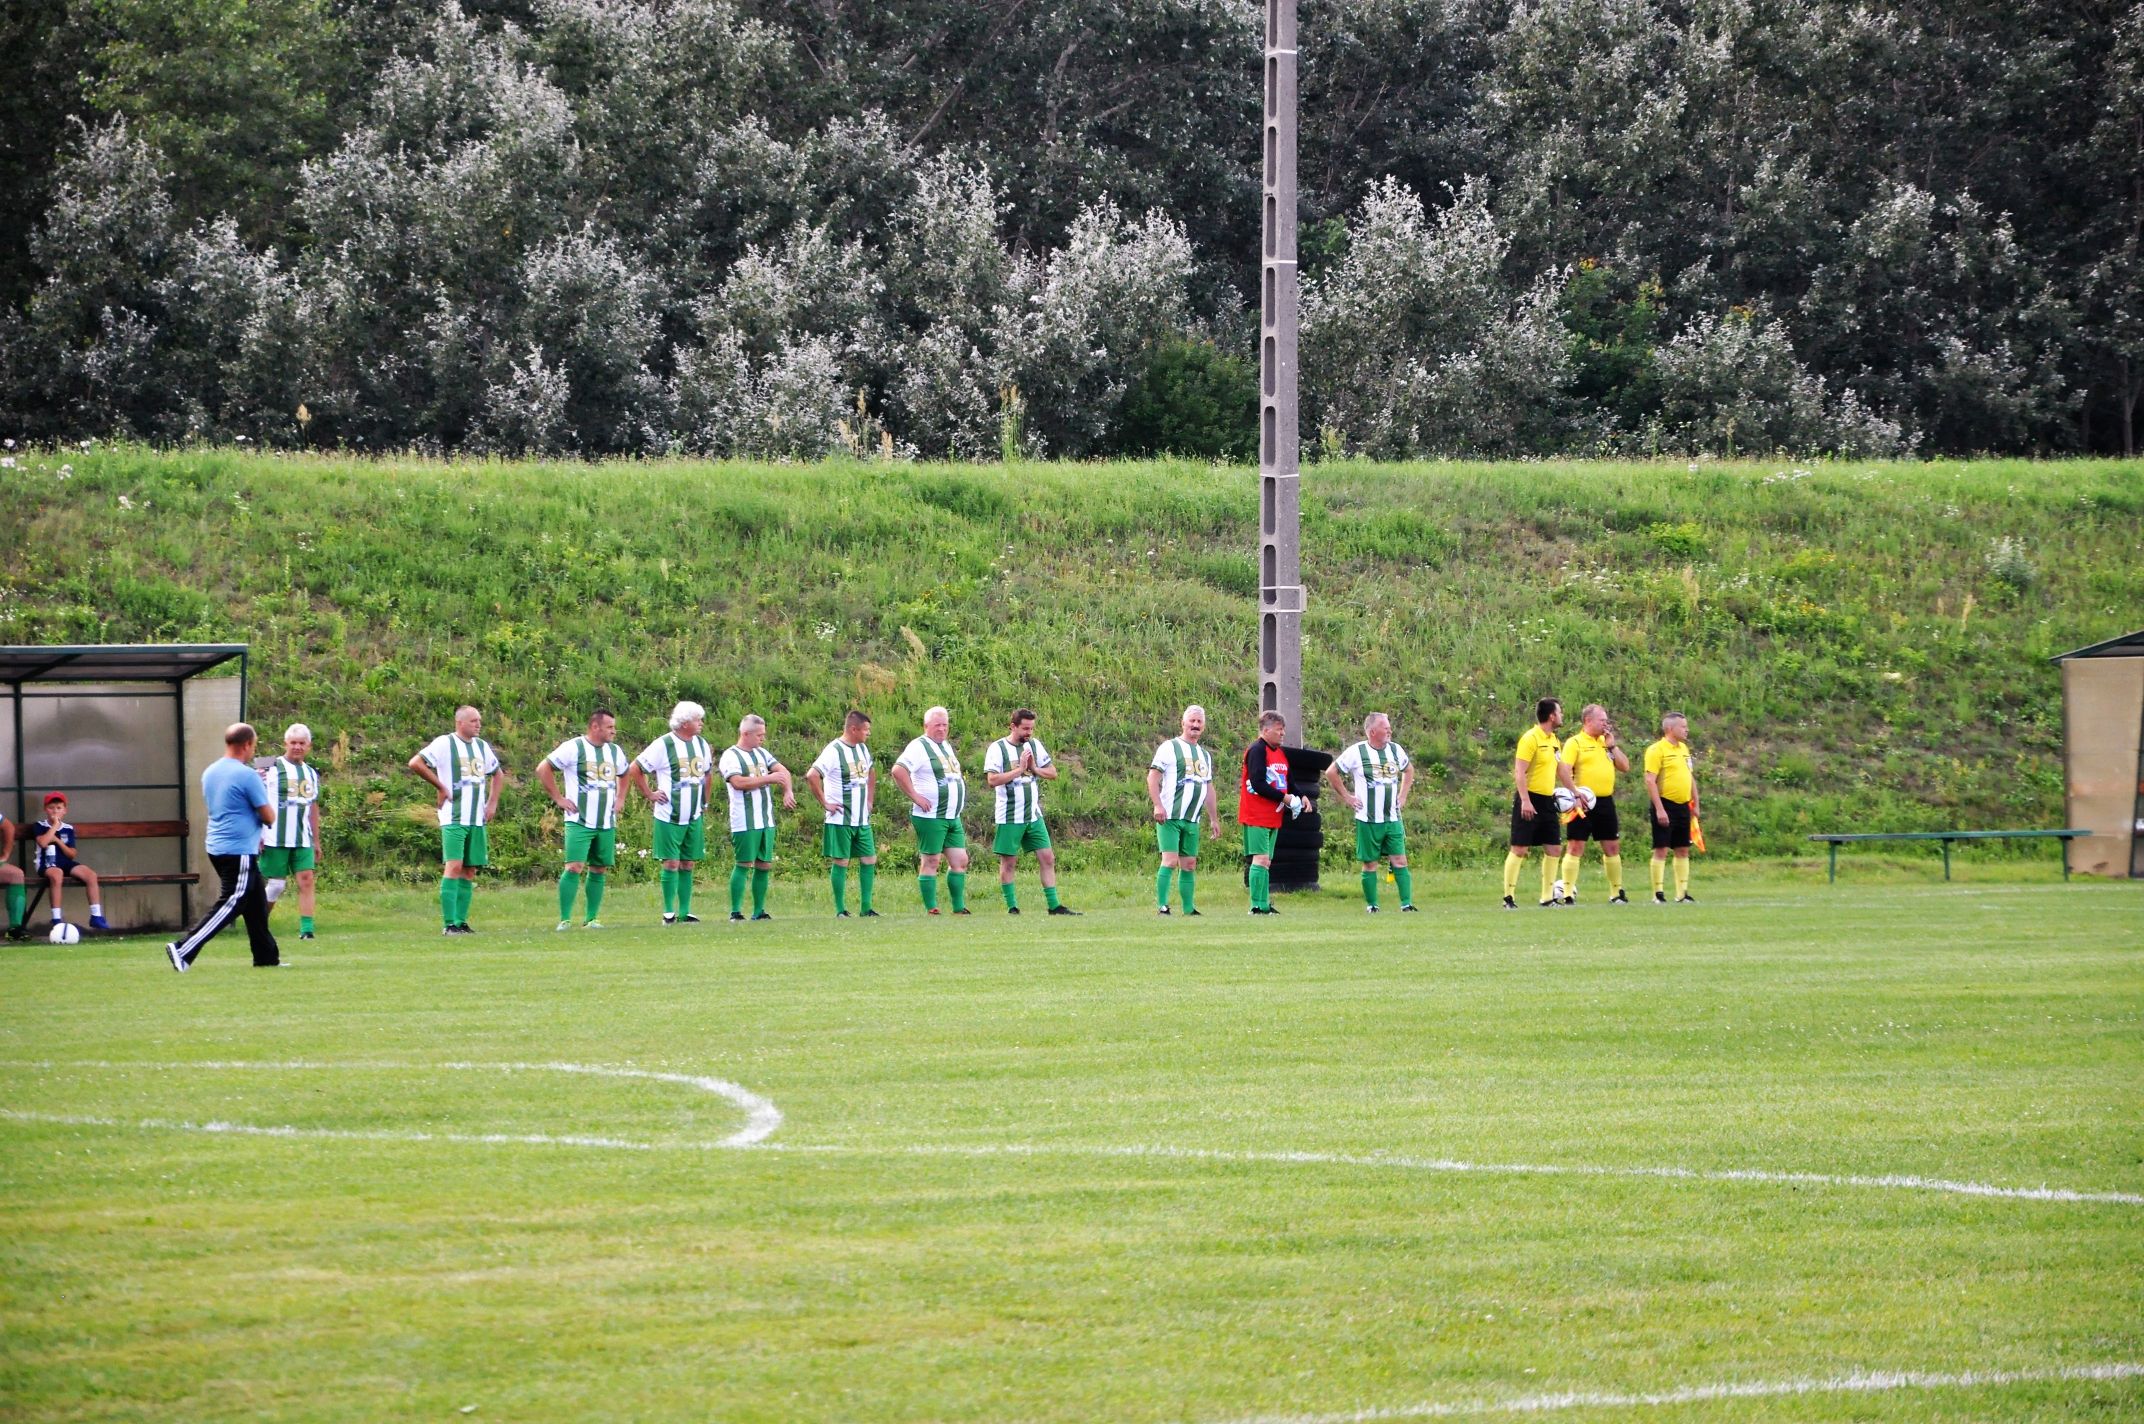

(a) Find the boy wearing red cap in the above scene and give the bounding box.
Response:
[33,793,107,931]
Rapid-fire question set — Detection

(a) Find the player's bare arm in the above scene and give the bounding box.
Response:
[892,763,931,813]
[406,752,449,803]
[1514,758,1535,817]
[1647,771,1668,824]
[1323,763,1362,813]
[1397,762,1415,812]
[536,760,571,813]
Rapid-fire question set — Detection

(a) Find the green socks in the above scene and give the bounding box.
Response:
[675,871,691,918]
[947,872,967,912]
[1043,884,1061,911]
[1393,867,1413,907]
[661,868,677,915]
[457,878,474,924]
[858,863,875,913]
[831,865,849,914]
[5,883,24,928]
[1000,881,1018,911]
[585,874,606,921]
[919,874,939,910]
[299,914,314,935]
[1361,870,1379,908]
[1249,865,1270,910]
[730,865,748,915]
[1178,870,1196,913]
[1156,865,1175,907]
[750,868,770,916]
[558,871,583,920]
[441,877,457,928]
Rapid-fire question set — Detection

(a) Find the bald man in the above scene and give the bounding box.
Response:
[1149,705,1222,915]
[408,705,502,935]
[893,706,972,914]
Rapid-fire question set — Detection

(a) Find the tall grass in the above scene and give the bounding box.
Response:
[4,449,2138,880]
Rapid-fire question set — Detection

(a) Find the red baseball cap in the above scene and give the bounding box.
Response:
[42,792,66,805]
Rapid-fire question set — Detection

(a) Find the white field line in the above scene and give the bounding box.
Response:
[1196,1361,2144,1424]
[2,1061,2138,1205]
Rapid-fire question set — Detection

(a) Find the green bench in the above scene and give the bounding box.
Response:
[1808,829,2092,883]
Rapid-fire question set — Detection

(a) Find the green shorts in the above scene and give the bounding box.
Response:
[652,818,706,863]
[440,824,489,868]
[564,823,617,869]
[257,845,315,877]
[992,819,1051,856]
[822,823,878,860]
[731,827,778,864]
[1156,819,1204,857]
[1353,819,1406,863]
[913,817,966,855]
[1241,824,1279,859]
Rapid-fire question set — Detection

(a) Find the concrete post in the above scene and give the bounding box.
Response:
[1258,0,1303,741]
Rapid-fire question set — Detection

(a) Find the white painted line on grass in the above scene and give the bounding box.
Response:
[1194,1361,2144,1424]
[4,1061,2137,1205]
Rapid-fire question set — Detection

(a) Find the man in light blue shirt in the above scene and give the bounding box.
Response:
[167,723,279,971]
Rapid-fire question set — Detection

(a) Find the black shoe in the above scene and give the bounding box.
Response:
[1156,906,1172,916]
[1184,909,1201,916]
[681,914,702,924]
[1559,895,1577,906]
[1676,894,1697,904]
[952,908,972,915]
[1400,904,1419,912]
[1047,905,1082,916]
[299,930,315,940]
[1539,899,1557,908]
[729,912,747,922]
[860,909,881,918]
[1609,892,1629,904]
[7,924,30,941]
[1006,906,1021,915]
[835,911,852,919]
[662,913,678,925]
[1501,896,1517,910]
[1653,891,1668,904]
[751,912,773,921]
[453,924,474,934]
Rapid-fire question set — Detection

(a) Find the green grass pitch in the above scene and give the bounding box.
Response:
[3,871,2140,1422]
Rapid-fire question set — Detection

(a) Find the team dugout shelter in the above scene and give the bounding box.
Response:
[2,644,249,930]
[2054,629,2144,879]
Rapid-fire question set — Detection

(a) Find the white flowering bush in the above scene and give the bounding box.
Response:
[1652,308,1908,456]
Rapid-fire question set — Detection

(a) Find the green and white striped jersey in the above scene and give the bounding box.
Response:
[260,757,321,849]
[635,733,714,825]
[983,736,1052,825]
[419,734,501,826]
[893,736,967,820]
[1149,737,1215,822]
[546,736,629,830]
[809,738,874,825]
[719,744,781,832]
[1334,739,1411,823]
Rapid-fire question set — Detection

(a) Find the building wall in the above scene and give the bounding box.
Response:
[2061,657,2143,878]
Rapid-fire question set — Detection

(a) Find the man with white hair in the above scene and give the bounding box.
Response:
[1326,712,1417,913]
[258,723,323,939]
[892,705,971,915]
[634,701,716,924]
[720,714,795,921]
[407,705,502,935]
[1148,705,1222,915]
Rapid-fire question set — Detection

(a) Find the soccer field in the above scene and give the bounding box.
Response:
[3,874,2140,1422]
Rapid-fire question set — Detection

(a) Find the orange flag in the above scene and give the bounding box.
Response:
[1690,816,1708,853]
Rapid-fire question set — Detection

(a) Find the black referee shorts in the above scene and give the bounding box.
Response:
[1650,797,1693,851]
[1565,792,1620,842]
[1508,791,1563,848]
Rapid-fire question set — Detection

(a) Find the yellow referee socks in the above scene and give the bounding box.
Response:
[1539,856,1556,903]
[1502,852,1524,897]
[1559,851,1582,896]
[1650,857,1666,894]
[1674,857,1690,898]
[1604,854,1624,896]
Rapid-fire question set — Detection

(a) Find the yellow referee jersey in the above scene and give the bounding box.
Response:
[1561,729,1617,796]
[1514,725,1562,795]
[1644,738,1695,803]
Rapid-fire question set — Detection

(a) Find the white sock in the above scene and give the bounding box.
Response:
[264,880,285,904]
[51,907,63,920]
[90,901,103,916]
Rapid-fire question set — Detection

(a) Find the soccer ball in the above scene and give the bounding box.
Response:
[1577,787,1598,811]
[1553,787,1578,814]
[49,922,81,945]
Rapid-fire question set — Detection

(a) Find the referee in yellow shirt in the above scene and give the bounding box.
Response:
[1557,703,1631,904]
[1503,697,1580,909]
[1643,711,1700,903]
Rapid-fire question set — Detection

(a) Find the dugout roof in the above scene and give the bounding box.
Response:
[0,644,248,684]
[2051,629,2144,661]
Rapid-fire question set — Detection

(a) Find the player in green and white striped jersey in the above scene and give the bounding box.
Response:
[891,705,971,915]
[1147,705,1223,916]
[538,708,632,931]
[806,710,878,917]
[259,723,322,939]
[634,701,717,924]
[407,705,503,934]
[982,708,1078,915]
[1325,712,1417,913]
[720,714,795,921]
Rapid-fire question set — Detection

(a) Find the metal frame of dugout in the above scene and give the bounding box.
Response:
[2051,629,2144,879]
[1,645,249,931]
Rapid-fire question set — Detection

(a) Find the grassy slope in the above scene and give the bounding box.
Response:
[0,876,2139,1422]
[2,450,2140,879]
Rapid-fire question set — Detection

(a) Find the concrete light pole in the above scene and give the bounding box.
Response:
[1257,0,1302,739]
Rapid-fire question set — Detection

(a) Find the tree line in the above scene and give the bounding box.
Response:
[3,0,2138,459]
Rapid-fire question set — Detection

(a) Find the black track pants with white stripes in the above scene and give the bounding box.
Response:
[174,853,279,967]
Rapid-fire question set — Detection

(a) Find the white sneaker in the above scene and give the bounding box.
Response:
[165,942,188,973]
[583,920,605,930]
[555,919,573,932]
[1365,904,1380,914]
